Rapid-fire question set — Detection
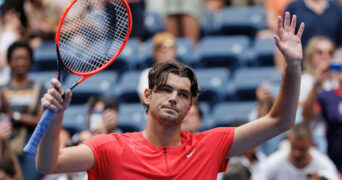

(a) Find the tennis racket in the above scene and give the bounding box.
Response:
[24,0,132,154]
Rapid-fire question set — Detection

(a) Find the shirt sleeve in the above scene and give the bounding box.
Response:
[199,127,235,172]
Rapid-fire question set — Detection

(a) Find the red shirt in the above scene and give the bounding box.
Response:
[82,127,235,179]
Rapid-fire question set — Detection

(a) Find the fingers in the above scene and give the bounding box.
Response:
[51,78,62,94]
[41,90,63,112]
[273,35,282,51]
[297,22,305,39]
[63,89,72,108]
[277,16,284,35]
[284,12,290,32]
[291,15,297,33]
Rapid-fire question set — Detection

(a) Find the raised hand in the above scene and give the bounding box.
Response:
[274,12,305,65]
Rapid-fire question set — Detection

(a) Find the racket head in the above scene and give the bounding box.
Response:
[55,0,132,77]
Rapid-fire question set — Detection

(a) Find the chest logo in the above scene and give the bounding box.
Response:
[186,148,196,158]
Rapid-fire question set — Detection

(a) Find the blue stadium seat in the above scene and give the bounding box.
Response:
[194,68,230,105]
[28,71,57,89]
[196,36,250,69]
[118,103,147,132]
[118,38,141,70]
[253,38,275,66]
[217,6,266,39]
[114,71,142,103]
[226,67,280,101]
[65,71,118,104]
[34,41,57,71]
[63,105,87,135]
[144,11,165,38]
[201,10,221,36]
[212,101,256,127]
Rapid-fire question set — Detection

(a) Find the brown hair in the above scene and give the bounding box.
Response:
[144,61,202,112]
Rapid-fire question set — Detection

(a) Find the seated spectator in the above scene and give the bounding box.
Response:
[263,122,339,180]
[181,101,203,134]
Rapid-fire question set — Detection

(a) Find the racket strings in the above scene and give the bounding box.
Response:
[58,0,130,73]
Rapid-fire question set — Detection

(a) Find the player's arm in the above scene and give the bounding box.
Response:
[227,12,305,157]
[36,78,94,174]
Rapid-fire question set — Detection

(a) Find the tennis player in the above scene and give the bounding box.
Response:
[36,12,304,179]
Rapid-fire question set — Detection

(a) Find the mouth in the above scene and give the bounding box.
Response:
[163,106,179,113]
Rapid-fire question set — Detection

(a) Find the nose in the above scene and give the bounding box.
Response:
[168,91,177,104]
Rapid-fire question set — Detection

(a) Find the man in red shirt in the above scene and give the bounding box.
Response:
[36,12,304,179]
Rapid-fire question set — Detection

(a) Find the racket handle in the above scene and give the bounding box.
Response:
[23,109,56,154]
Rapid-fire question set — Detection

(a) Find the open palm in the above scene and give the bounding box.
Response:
[274,12,305,64]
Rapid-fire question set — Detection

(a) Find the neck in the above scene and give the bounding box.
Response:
[143,114,182,148]
[304,0,327,14]
[288,153,312,169]
[11,75,29,88]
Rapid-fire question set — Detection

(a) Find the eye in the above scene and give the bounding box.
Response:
[179,92,189,99]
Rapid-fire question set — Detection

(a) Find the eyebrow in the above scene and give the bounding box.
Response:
[161,84,191,95]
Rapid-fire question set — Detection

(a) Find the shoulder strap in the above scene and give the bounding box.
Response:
[27,82,41,114]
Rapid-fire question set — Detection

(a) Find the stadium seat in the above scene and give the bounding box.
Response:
[34,41,57,71]
[65,71,118,104]
[144,10,165,38]
[253,38,275,66]
[201,10,221,36]
[63,105,88,135]
[118,103,147,132]
[226,67,280,101]
[118,38,141,70]
[212,101,256,127]
[196,36,250,70]
[28,71,57,89]
[114,71,142,103]
[194,68,230,105]
[217,6,266,39]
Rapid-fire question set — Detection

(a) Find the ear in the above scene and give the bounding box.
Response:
[143,89,151,106]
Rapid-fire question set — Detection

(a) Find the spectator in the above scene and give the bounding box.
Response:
[0,41,46,180]
[205,0,226,12]
[299,37,338,154]
[257,0,293,38]
[263,122,339,180]
[285,0,342,49]
[68,96,122,146]
[165,0,205,44]
[137,31,178,102]
[181,101,203,134]
[24,0,68,49]
[302,52,342,177]
[221,161,251,180]
[0,92,22,180]
[0,0,26,86]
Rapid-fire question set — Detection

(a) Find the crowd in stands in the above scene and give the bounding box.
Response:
[1,0,342,179]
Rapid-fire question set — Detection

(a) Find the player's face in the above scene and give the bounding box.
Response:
[289,134,312,167]
[10,47,32,77]
[146,73,192,126]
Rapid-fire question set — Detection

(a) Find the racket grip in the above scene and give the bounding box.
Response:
[23,109,56,154]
